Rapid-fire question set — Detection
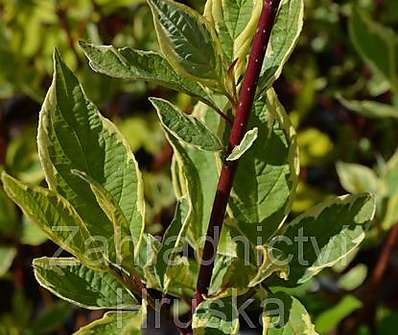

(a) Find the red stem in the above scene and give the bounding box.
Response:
[56,8,81,65]
[368,224,398,292]
[343,223,398,333]
[0,113,7,165]
[193,0,281,311]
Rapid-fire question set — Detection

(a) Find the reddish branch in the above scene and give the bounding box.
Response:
[367,224,398,293]
[0,114,7,165]
[192,0,281,312]
[361,224,398,326]
[56,8,81,65]
[344,224,398,333]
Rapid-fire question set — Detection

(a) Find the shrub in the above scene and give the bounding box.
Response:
[1,0,376,333]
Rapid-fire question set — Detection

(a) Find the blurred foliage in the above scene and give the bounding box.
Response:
[0,0,158,104]
[0,289,72,335]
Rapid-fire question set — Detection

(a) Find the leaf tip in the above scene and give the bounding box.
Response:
[1,171,14,188]
[78,40,89,49]
[52,48,63,66]
[52,48,67,79]
[148,97,164,111]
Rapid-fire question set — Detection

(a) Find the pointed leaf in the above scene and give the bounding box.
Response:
[204,0,262,78]
[150,97,222,151]
[336,162,379,194]
[164,256,198,298]
[227,127,258,161]
[142,135,201,296]
[21,216,48,246]
[209,223,257,295]
[154,197,191,290]
[193,296,239,335]
[258,0,304,92]
[1,173,104,268]
[38,51,145,264]
[349,6,398,91]
[166,97,229,251]
[74,310,143,334]
[380,151,398,229]
[170,99,232,252]
[337,264,367,291]
[33,257,138,310]
[137,233,161,276]
[72,170,134,272]
[262,292,318,334]
[230,89,299,245]
[79,41,216,108]
[147,0,224,89]
[0,186,18,235]
[272,193,376,286]
[166,130,216,251]
[315,295,362,334]
[249,245,289,287]
[381,150,398,197]
[0,246,16,277]
[337,94,398,118]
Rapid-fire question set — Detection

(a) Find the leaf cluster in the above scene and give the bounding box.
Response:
[0,0,380,333]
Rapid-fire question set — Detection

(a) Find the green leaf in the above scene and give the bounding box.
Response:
[154,197,191,291]
[338,264,367,291]
[150,98,222,151]
[0,246,16,277]
[230,89,299,245]
[249,245,289,287]
[204,0,255,60]
[315,295,362,334]
[184,100,228,251]
[138,232,161,267]
[192,296,239,335]
[381,195,398,230]
[209,223,257,295]
[79,42,216,108]
[337,95,398,118]
[29,302,72,334]
[336,162,379,194]
[332,247,360,273]
[167,99,227,251]
[166,128,218,251]
[273,193,375,286]
[0,186,18,236]
[12,289,33,328]
[381,150,398,197]
[71,170,134,273]
[380,151,398,229]
[258,0,304,92]
[163,256,198,298]
[204,0,261,76]
[33,257,138,310]
[142,194,194,296]
[349,6,398,92]
[74,310,143,334]
[5,127,44,184]
[20,216,48,246]
[185,146,219,250]
[1,173,104,268]
[37,51,145,265]
[262,292,317,334]
[147,0,224,89]
[227,127,258,161]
